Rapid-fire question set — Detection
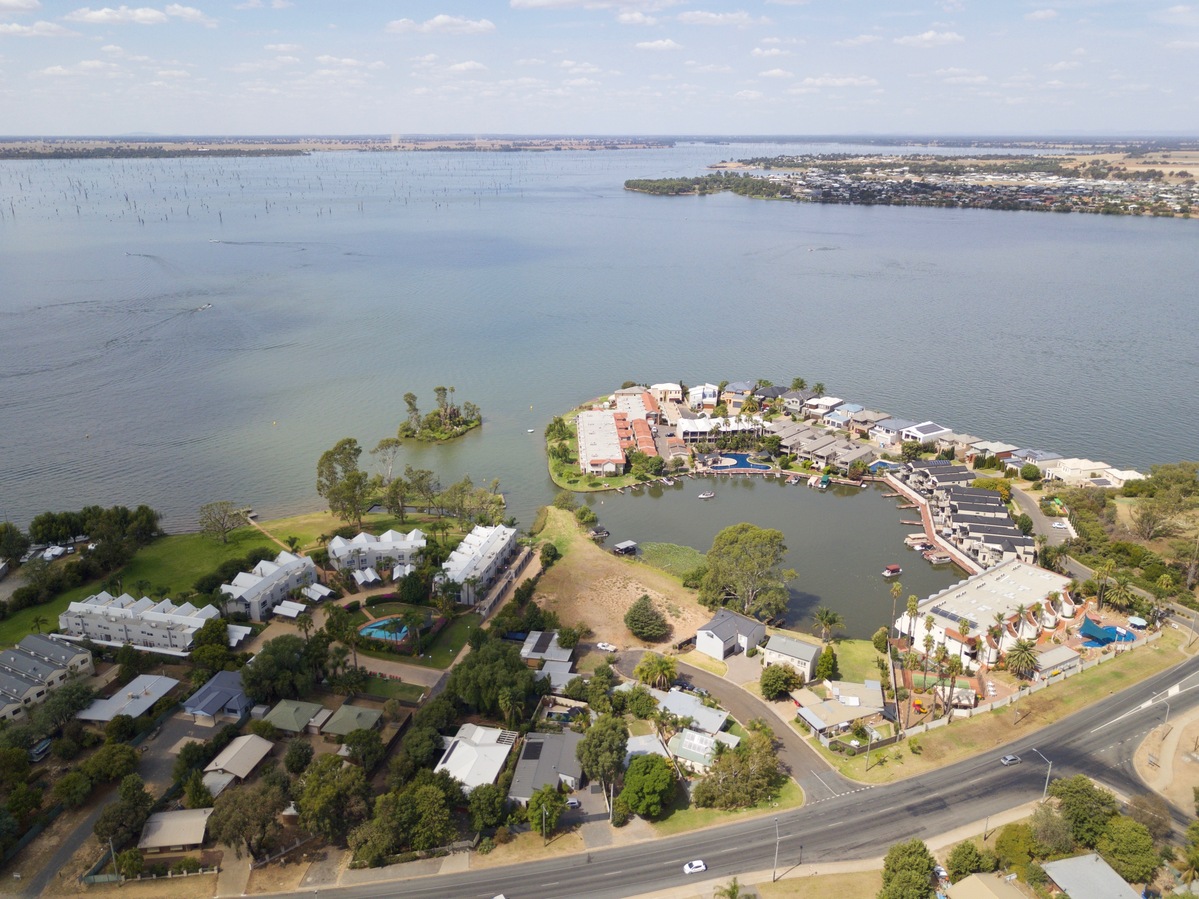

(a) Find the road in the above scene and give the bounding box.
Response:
[248,651,1199,899]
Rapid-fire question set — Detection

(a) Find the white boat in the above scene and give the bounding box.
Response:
[698,491,715,500]
[882,564,903,578]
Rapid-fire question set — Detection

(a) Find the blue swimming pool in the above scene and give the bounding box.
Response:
[710,453,770,471]
[360,618,410,641]
[1082,625,1136,648]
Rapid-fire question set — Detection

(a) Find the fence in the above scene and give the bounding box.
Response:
[251,836,313,869]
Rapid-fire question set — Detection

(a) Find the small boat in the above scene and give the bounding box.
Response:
[924,551,953,565]
[882,564,903,578]
[698,491,715,500]
[786,475,800,485]
[661,478,675,486]
[527,428,535,433]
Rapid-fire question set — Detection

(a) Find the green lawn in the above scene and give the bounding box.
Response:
[362,676,427,702]
[830,638,885,684]
[638,543,706,581]
[250,509,457,553]
[362,601,427,620]
[650,778,804,836]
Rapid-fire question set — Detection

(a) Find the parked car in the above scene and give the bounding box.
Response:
[1000,754,1021,766]
[565,798,581,809]
[1052,521,1068,529]
[597,642,618,653]
[683,860,707,875]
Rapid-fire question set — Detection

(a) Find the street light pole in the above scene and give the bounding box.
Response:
[542,805,547,846]
[1030,747,1052,801]
[1164,700,1172,728]
[773,817,780,882]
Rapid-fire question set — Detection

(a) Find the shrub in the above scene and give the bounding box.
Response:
[344,600,361,613]
[170,856,201,874]
[624,595,669,642]
[477,837,495,855]
[611,794,631,827]
[760,664,801,700]
[494,825,512,845]
[540,543,560,568]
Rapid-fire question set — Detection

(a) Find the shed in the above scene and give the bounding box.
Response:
[138,808,213,853]
[77,674,179,722]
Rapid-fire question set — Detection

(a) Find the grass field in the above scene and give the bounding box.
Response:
[830,638,885,684]
[638,543,705,581]
[760,870,883,898]
[361,676,426,702]
[651,778,803,837]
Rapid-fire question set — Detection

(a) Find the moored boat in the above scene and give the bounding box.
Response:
[698,491,715,500]
[882,564,903,578]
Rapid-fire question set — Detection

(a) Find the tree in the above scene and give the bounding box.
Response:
[105,713,137,744]
[692,728,782,810]
[527,784,567,837]
[1004,638,1038,679]
[624,594,669,641]
[343,728,386,771]
[33,681,94,734]
[1048,774,1118,848]
[93,775,153,845]
[1126,791,1172,842]
[760,663,801,699]
[297,754,370,844]
[872,626,890,654]
[284,739,314,776]
[208,781,287,859]
[811,606,845,642]
[1030,803,1074,857]
[540,542,560,568]
[82,742,139,783]
[577,714,629,784]
[371,436,404,485]
[240,634,315,703]
[714,877,745,899]
[184,769,214,809]
[1020,463,1042,481]
[619,754,676,818]
[444,639,539,719]
[52,770,92,808]
[29,615,49,636]
[316,438,375,529]
[945,840,985,883]
[1097,815,1158,883]
[633,653,677,690]
[699,523,795,620]
[468,782,508,831]
[115,848,143,878]
[0,522,30,565]
[814,645,840,681]
[198,501,246,544]
[1015,513,1034,535]
[879,838,936,899]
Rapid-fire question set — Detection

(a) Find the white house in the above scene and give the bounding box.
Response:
[576,409,626,475]
[220,551,318,621]
[696,609,766,660]
[900,421,953,444]
[648,383,683,405]
[760,633,822,681]
[328,529,426,572]
[440,524,519,605]
[434,723,517,794]
[869,417,917,447]
[58,592,250,655]
[0,636,94,723]
[687,383,720,412]
[803,396,845,418]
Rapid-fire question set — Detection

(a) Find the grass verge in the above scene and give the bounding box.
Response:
[760,870,884,898]
[362,676,426,702]
[679,650,728,677]
[650,778,803,837]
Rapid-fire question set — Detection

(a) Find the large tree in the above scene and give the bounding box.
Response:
[879,838,937,899]
[444,639,540,718]
[527,784,567,837]
[699,523,795,620]
[197,501,246,544]
[1048,774,1118,848]
[624,594,669,642]
[618,754,676,818]
[576,714,629,784]
[316,438,375,529]
[297,754,370,844]
[208,781,287,859]
[633,653,676,690]
[240,634,315,704]
[0,523,30,566]
[692,728,782,810]
[1097,815,1158,884]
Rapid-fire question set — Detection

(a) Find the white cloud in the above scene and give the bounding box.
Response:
[759,67,791,77]
[0,0,40,10]
[617,11,656,24]
[894,30,964,47]
[677,10,763,26]
[834,34,879,47]
[64,6,169,24]
[733,89,761,99]
[447,59,486,72]
[1165,39,1199,48]
[635,38,681,50]
[515,57,545,65]
[386,15,495,35]
[796,73,878,88]
[686,60,732,72]
[315,55,376,67]
[559,59,600,73]
[1047,59,1078,71]
[156,67,188,76]
[165,4,216,27]
[510,0,677,7]
[1025,8,1057,20]
[751,46,785,57]
[564,76,598,86]
[0,19,76,35]
[40,64,72,75]
[264,42,299,52]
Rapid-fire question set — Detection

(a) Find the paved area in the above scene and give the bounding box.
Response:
[214,844,253,897]
[722,650,760,686]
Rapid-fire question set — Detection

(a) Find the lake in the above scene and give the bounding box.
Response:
[1,142,1195,630]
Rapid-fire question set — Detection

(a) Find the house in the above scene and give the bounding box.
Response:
[138,808,213,853]
[968,440,1019,462]
[0,636,95,724]
[624,733,670,769]
[263,699,325,734]
[303,583,334,603]
[696,609,766,660]
[781,388,818,414]
[688,383,720,412]
[648,383,683,405]
[676,416,761,445]
[646,686,728,735]
[946,872,1029,899]
[220,551,319,622]
[272,600,309,619]
[1040,853,1139,898]
[351,568,382,587]
[754,385,786,403]
[521,631,574,665]
[847,409,889,438]
[803,396,844,419]
[760,633,822,681]
[203,734,274,781]
[721,381,756,414]
[58,591,251,655]
[77,674,179,722]
[434,724,517,794]
[1035,644,1081,678]
[834,444,876,474]
[900,421,953,444]
[321,703,383,737]
[439,524,519,605]
[1008,448,1063,469]
[793,680,886,736]
[615,389,661,426]
[667,728,740,773]
[577,409,626,475]
[1041,458,1111,486]
[869,417,917,447]
[508,731,584,805]
[184,670,252,725]
[327,529,426,572]
[826,402,863,427]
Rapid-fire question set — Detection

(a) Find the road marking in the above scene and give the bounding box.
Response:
[809,772,835,795]
[1091,681,1199,733]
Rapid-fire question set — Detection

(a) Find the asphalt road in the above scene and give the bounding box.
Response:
[252,651,1199,899]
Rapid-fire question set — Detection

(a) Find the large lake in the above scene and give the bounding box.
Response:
[2,143,1195,634]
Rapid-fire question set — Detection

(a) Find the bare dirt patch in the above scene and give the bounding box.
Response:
[534,509,710,647]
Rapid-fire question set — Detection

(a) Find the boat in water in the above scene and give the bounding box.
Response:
[698,491,715,500]
[882,564,903,578]
[923,551,954,565]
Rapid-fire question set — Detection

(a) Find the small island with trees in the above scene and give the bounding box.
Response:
[396,387,481,443]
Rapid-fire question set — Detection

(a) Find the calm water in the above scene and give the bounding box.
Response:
[2,143,1196,630]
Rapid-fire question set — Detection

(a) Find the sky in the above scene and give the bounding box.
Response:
[0,1,1196,136]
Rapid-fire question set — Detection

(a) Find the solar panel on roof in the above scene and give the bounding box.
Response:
[523,741,543,760]
[533,632,553,654]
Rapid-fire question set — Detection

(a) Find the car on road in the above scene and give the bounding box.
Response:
[1000,754,1021,766]
[597,642,618,653]
[1052,521,1068,529]
[565,798,581,809]
[683,860,707,875]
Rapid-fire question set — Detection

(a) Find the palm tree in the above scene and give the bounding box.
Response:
[400,607,426,657]
[944,657,964,723]
[634,653,677,690]
[921,634,935,691]
[1006,638,1038,679]
[813,382,826,396]
[790,377,806,391]
[134,578,151,598]
[498,688,522,728]
[811,606,845,643]
[905,595,919,650]
[1095,559,1116,610]
[285,535,302,553]
[957,620,972,665]
[1106,575,1135,612]
[29,615,48,635]
[903,651,922,729]
[295,613,314,644]
[932,645,949,718]
[714,877,744,899]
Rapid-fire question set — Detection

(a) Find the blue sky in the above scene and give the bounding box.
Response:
[1,1,1196,135]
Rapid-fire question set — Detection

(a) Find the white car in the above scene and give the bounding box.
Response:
[683,860,707,875]
[565,798,581,809]
[1052,521,1068,529]
[597,642,618,653]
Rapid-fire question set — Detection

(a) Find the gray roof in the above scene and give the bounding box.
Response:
[699,609,764,643]
[18,634,87,667]
[521,631,574,664]
[508,731,583,803]
[184,670,250,718]
[649,687,729,735]
[764,634,821,666]
[875,417,916,431]
[1041,853,1138,898]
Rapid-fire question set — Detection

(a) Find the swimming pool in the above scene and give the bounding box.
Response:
[1082,625,1136,648]
[360,618,410,641]
[710,453,770,471]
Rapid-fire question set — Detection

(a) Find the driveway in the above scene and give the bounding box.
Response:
[140,711,213,794]
[1011,486,1070,546]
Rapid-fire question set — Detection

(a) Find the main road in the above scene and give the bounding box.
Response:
[257,651,1199,899]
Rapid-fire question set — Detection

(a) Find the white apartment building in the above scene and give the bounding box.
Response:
[220,551,318,621]
[439,524,519,605]
[328,529,426,571]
